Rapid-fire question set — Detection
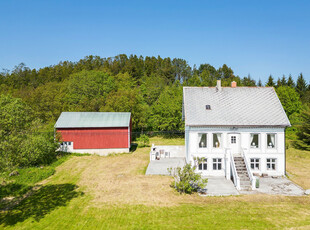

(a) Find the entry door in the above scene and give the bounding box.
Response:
[228,134,241,155]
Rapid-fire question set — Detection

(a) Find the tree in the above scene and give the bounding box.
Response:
[150,84,184,131]
[218,64,234,79]
[287,74,295,88]
[296,106,310,150]
[200,69,215,86]
[281,75,287,86]
[172,58,192,83]
[276,86,302,118]
[266,75,275,87]
[296,73,307,97]
[65,70,116,112]
[242,75,256,86]
[276,78,282,88]
[258,79,262,87]
[0,94,58,172]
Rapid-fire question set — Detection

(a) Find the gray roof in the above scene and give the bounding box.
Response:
[183,87,291,127]
[55,112,131,128]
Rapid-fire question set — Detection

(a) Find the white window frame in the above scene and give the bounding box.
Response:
[250,158,260,170]
[250,133,260,149]
[198,159,208,171]
[212,133,222,148]
[266,158,277,171]
[198,133,207,148]
[266,133,276,149]
[213,158,222,170]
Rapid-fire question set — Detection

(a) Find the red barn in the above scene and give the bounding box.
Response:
[55,112,131,155]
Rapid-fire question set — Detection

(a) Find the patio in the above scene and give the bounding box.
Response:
[145,158,185,175]
[240,177,305,196]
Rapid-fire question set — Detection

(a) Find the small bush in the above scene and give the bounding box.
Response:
[168,159,208,194]
[136,134,150,147]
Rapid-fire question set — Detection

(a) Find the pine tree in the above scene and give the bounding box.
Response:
[287,74,295,87]
[281,75,287,86]
[276,78,282,88]
[258,79,262,87]
[266,75,275,87]
[296,73,307,97]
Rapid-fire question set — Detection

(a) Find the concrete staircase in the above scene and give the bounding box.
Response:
[234,156,252,191]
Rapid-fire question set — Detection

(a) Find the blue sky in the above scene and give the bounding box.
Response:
[0,0,309,83]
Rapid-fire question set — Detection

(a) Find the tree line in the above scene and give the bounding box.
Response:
[0,54,309,172]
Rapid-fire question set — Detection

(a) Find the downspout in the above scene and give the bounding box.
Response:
[185,126,189,163]
[284,127,287,176]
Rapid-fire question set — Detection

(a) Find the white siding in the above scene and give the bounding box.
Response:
[186,126,286,177]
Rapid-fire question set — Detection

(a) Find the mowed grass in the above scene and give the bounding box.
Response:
[286,147,310,189]
[0,137,310,229]
[0,154,72,209]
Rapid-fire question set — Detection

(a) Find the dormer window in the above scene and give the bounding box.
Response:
[206,105,211,110]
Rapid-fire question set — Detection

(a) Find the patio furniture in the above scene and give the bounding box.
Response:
[159,149,165,158]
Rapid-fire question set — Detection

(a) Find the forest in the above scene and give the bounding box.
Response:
[0,54,309,172]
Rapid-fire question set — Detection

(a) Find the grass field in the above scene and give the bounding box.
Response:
[0,137,310,229]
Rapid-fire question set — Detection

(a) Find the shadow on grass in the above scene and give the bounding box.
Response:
[0,183,83,226]
[130,143,138,152]
[0,183,32,200]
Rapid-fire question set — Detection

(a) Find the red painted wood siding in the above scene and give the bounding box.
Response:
[57,127,129,149]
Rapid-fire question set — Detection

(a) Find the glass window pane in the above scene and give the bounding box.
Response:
[199,134,207,148]
[267,134,275,148]
[213,134,221,148]
[199,164,202,170]
[250,134,259,148]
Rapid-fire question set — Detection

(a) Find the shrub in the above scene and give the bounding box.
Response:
[168,158,208,194]
[136,134,150,147]
[18,133,59,167]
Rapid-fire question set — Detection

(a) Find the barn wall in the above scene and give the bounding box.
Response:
[57,127,129,149]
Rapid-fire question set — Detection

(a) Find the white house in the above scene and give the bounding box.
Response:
[183,80,291,190]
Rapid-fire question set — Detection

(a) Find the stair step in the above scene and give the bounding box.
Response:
[240,187,252,191]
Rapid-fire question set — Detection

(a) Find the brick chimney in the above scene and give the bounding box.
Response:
[231,81,237,88]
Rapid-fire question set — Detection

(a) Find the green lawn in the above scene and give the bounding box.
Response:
[0,154,72,209]
[1,137,310,229]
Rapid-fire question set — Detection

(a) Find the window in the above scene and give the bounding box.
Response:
[267,134,276,148]
[198,159,208,170]
[250,134,259,148]
[267,158,276,170]
[250,158,260,170]
[213,158,222,170]
[198,133,207,148]
[68,142,71,146]
[205,105,211,110]
[231,136,236,144]
[213,133,222,148]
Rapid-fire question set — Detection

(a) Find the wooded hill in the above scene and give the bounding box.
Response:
[0,54,309,132]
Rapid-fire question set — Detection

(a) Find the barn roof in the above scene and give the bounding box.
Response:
[55,112,131,128]
[183,87,291,127]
